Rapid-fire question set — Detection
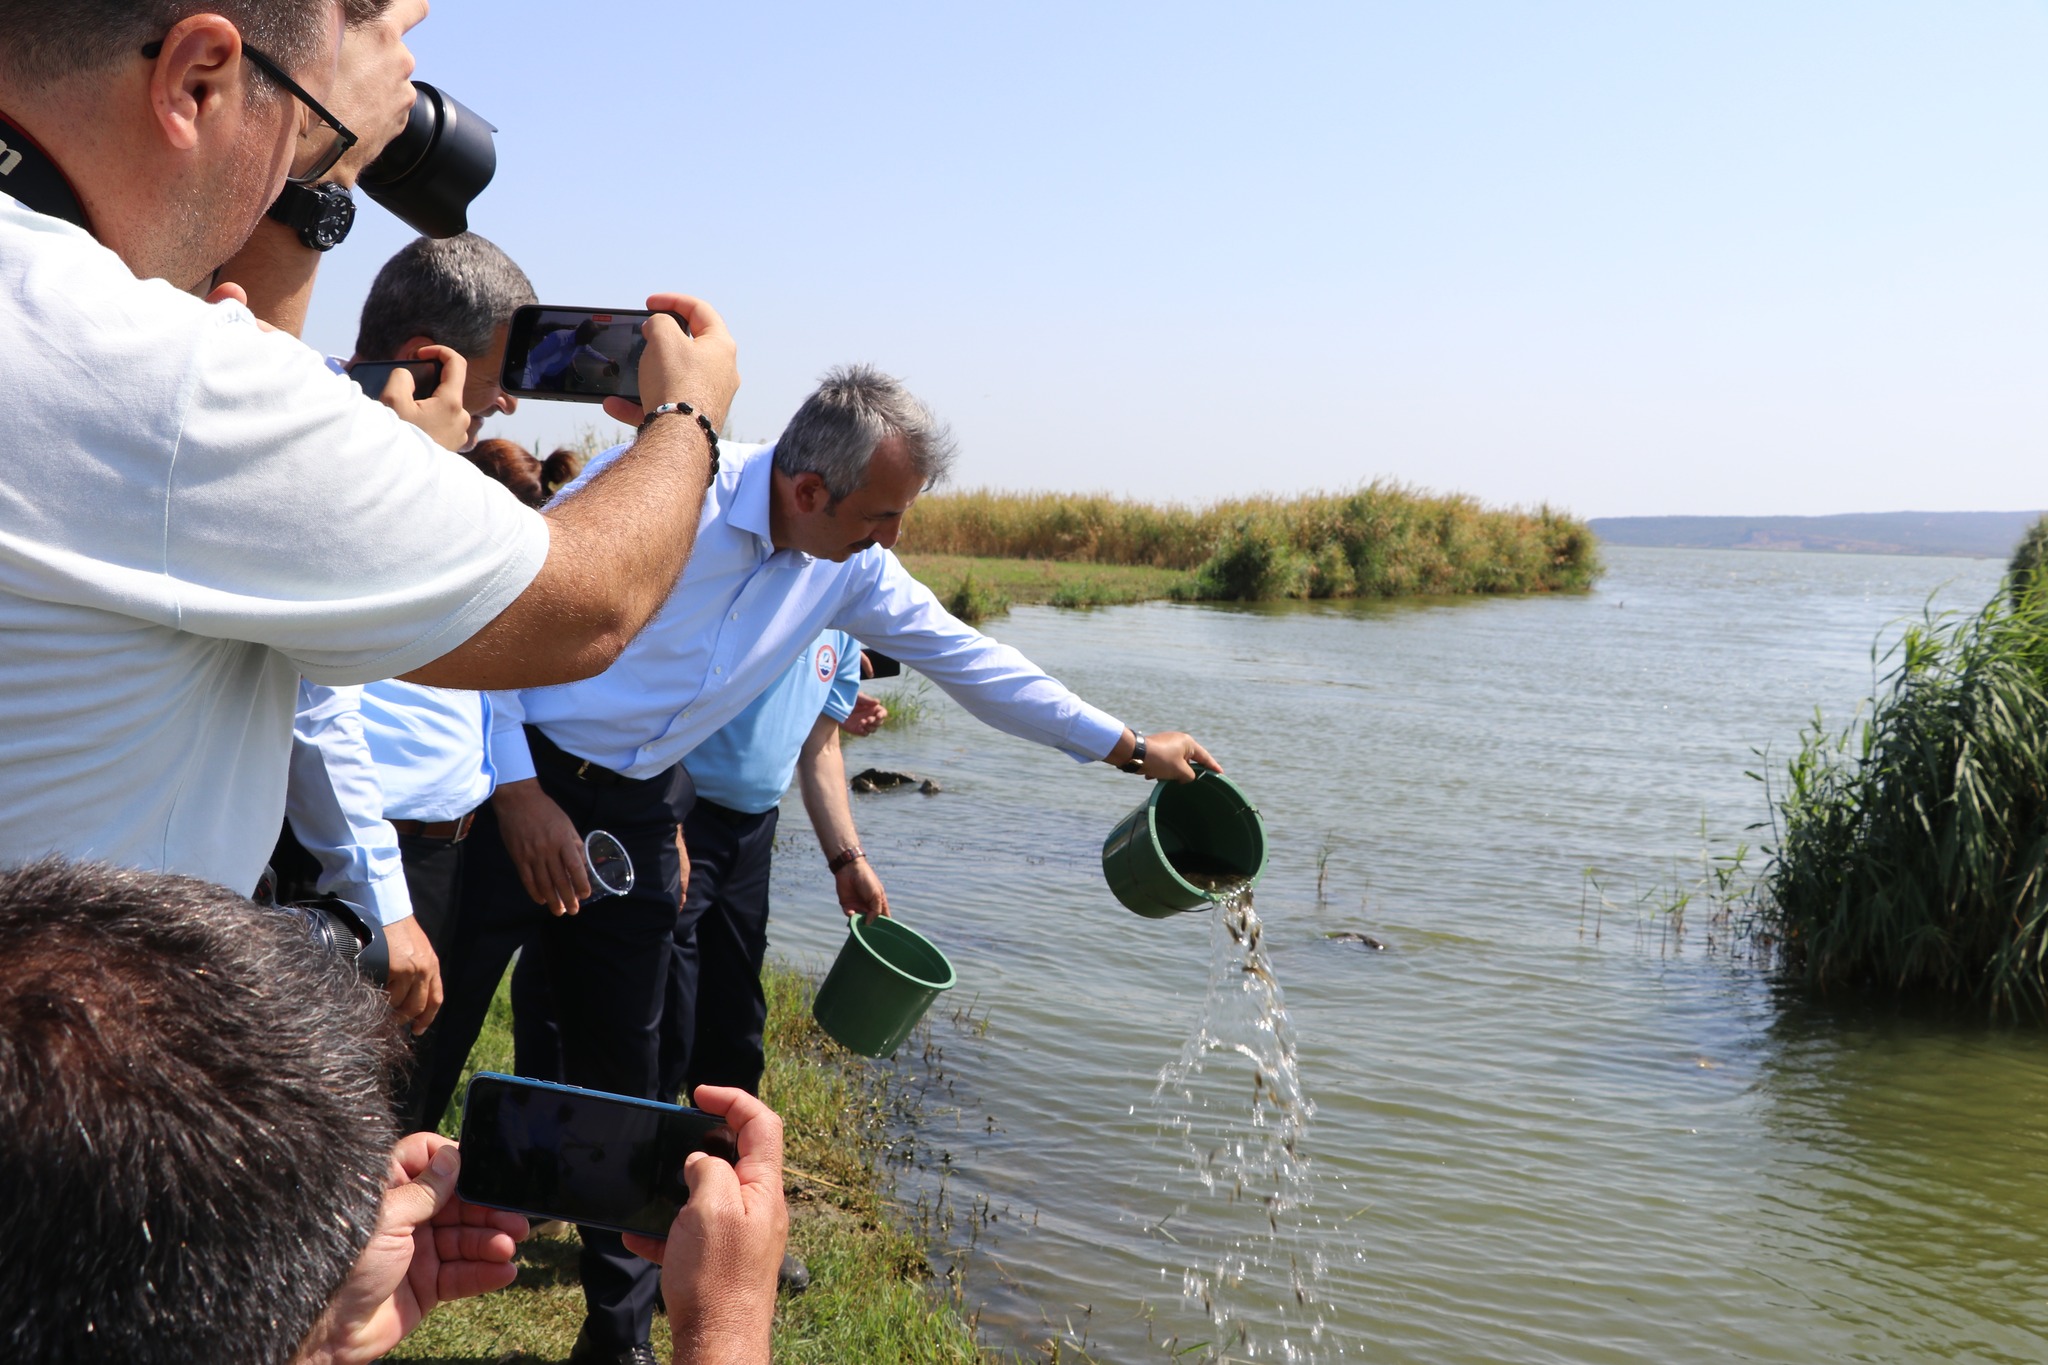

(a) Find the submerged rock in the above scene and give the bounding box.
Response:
[1326,931,1388,951]
[850,768,942,796]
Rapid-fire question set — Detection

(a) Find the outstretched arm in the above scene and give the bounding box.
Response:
[401,293,737,690]
[796,713,888,922]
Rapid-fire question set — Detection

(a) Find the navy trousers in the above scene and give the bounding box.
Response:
[424,740,694,1352]
[520,796,782,1104]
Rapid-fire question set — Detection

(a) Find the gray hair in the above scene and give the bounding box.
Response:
[0,857,403,1363]
[354,232,538,361]
[0,1,389,93]
[774,364,957,503]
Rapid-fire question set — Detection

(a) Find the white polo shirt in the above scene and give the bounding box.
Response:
[0,195,550,894]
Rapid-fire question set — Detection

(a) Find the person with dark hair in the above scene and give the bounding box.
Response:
[428,367,1221,1363]
[273,232,540,1089]
[468,438,549,508]
[350,232,538,453]
[0,857,787,1365]
[0,0,741,899]
[545,446,591,500]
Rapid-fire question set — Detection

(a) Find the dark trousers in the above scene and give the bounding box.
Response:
[516,797,781,1103]
[422,743,694,1351]
[668,798,779,1099]
[389,832,464,1132]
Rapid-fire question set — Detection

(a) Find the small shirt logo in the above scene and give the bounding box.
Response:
[814,642,838,682]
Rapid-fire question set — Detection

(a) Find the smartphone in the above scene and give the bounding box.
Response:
[456,1072,738,1238]
[348,358,441,401]
[500,305,686,405]
[861,649,903,680]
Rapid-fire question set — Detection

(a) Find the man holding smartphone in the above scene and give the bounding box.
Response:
[0,0,739,905]
[0,857,787,1365]
[441,366,1220,1363]
[277,232,539,1074]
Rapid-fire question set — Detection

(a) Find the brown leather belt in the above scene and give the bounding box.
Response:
[389,812,475,843]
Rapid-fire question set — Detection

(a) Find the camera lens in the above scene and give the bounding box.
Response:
[359,83,498,239]
[273,898,390,988]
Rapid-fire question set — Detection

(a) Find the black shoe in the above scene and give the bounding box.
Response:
[778,1252,811,1295]
[566,1324,658,1365]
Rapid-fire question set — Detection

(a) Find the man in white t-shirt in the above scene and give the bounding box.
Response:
[0,0,740,895]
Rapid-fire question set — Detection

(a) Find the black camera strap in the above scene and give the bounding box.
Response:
[0,108,93,236]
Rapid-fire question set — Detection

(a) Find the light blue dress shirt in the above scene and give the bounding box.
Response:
[685,631,861,814]
[284,680,493,925]
[491,443,1125,783]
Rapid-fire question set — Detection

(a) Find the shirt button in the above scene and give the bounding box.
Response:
[714,667,723,674]
[731,612,740,621]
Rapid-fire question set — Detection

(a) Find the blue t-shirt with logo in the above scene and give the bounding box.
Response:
[683,631,861,814]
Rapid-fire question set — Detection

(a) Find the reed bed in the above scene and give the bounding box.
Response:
[2009,513,2048,605]
[1759,588,2048,1017]
[895,483,1599,599]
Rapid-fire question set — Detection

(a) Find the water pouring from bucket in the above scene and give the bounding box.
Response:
[1101,766,1269,917]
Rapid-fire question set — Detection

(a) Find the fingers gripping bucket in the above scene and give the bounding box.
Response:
[1102,768,1269,918]
[812,916,957,1058]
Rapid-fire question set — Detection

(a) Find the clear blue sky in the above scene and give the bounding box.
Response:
[304,0,2048,518]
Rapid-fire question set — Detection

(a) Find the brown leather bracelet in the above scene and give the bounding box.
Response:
[826,847,865,874]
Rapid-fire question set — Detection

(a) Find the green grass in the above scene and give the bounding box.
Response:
[899,555,1194,609]
[895,483,1600,600]
[391,963,988,1363]
[943,568,1013,625]
[1758,588,2048,1016]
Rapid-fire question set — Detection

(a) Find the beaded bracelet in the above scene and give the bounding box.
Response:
[639,400,721,477]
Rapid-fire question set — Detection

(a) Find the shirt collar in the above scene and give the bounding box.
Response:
[727,444,776,549]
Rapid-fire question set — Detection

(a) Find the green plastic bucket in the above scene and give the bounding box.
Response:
[1101,767,1269,918]
[811,915,957,1058]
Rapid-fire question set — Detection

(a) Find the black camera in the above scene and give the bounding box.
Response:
[273,896,391,988]
[359,82,497,239]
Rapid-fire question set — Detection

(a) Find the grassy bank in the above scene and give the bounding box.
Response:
[896,484,1600,600]
[899,554,1194,613]
[392,964,985,1363]
[1758,586,2048,1017]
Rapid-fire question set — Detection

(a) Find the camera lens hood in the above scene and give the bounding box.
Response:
[359,82,498,239]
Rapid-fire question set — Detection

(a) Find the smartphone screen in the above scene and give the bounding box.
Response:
[348,359,441,401]
[456,1072,737,1237]
[500,305,684,404]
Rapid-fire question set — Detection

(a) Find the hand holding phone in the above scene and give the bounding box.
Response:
[456,1073,739,1238]
[349,358,442,402]
[500,295,739,433]
[355,346,472,451]
[619,1085,788,1358]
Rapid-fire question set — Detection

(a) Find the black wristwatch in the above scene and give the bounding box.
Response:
[266,180,356,252]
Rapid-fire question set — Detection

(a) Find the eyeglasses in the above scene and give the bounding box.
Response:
[140,38,357,185]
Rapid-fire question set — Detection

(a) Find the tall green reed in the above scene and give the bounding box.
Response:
[1760,588,2048,1016]
[897,482,1600,599]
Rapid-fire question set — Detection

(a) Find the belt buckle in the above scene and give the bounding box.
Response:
[576,759,593,782]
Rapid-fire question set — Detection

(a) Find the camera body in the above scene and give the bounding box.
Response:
[271,895,390,987]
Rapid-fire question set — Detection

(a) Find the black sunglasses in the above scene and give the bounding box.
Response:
[141,37,357,185]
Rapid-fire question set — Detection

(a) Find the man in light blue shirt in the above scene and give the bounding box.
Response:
[275,234,536,1105]
[513,627,884,1115]
[444,366,1221,1364]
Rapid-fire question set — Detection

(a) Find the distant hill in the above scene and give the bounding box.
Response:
[1588,511,2045,560]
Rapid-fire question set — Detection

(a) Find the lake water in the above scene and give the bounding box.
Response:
[764,546,2048,1363]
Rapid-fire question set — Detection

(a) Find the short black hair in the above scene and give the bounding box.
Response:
[0,1,387,91]
[0,858,405,1364]
[354,233,538,362]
